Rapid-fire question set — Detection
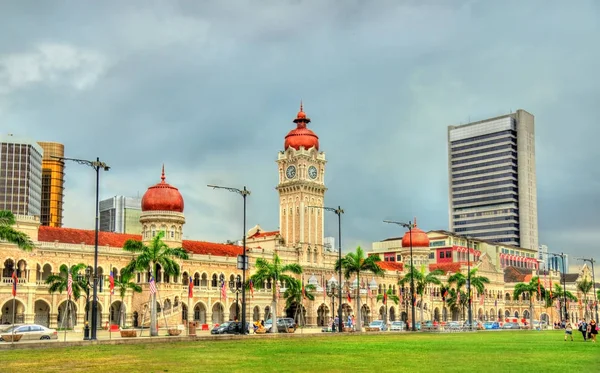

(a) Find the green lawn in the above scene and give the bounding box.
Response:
[2,331,598,373]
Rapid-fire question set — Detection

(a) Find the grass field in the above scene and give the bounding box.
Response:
[2,331,598,373]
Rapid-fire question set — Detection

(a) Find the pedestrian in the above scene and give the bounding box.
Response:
[564,321,574,341]
[589,320,597,343]
[578,319,588,341]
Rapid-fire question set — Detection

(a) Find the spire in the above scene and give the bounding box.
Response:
[300,99,303,112]
[161,164,166,183]
[414,216,417,227]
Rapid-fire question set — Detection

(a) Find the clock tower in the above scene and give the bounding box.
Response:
[276,103,327,264]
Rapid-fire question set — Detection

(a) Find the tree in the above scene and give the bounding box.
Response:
[399,265,444,325]
[46,263,86,328]
[282,278,315,327]
[513,276,543,328]
[113,271,143,327]
[335,246,384,332]
[576,279,593,319]
[445,288,468,320]
[249,253,303,334]
[376,287,399,324]
[123,231,189,336]
[0,210,35,251]
[448,268,490,321]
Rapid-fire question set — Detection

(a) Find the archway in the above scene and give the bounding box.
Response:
[379,305,385,321]
[523,310,530,320]
[318,304,330,326]
[401,311,408,323]
[434,307,440,322]
[442,307,448,322]
[86,302,103,328]
[1,299,26,324]
[341,303,352,321]
[360,304,370,325]
[212,303,224,325]
[181,304,188,323]
[34,300,51,327]
[133,311,139,327]
[57,300,77,328]
[286,302,307,326]
[229,302,240,321]
[110,301,126,326]
[194,303,207,324]
[514,311,519,318]
[497,309,503,320]
[264,306,271,321]
[253,306,260,322]
[477,308,484,321]
[540,313,549,324]
[389,306,396,322]
[451,308,459,321]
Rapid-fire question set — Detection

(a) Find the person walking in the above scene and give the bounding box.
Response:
[578,319,588,341]
[564,321,574,341]
[589,320,597,343]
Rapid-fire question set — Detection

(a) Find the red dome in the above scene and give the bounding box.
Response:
[401,218,430,248]
[284,102,319,151]
[141,165,184,213]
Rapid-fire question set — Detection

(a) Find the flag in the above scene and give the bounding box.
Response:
[383,291,387,305]
[67,271,73,297]
[249,279,254,299]
[347,290,351,303]
[413,293,417,306]
[11,270,17,297]
[537,277,541,297]
[302,281,306,299]
[109,271,115,295]
[149,274,157,295]
[443,289,449,300]
[188,276,194,299]
[220,280,227,300]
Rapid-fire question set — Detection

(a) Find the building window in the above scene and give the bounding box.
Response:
[440,252,445,259]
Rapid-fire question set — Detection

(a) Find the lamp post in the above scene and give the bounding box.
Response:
[383,220,416,332]
[548,252,569,323]
[326,276,338,332]
[574,257,598,322]
[309,206,344,333]
[229,275,243,324]
[207,185,250,335]
[53,156,110,340]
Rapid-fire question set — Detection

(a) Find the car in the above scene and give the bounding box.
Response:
[265,318,297,333]
[445,321,462,330]
[502,322,521,330]
[390,321,406,331]
[211,322,232,335]
[368,320,387,331]
[483,321,500,330]
[0,324,58,341]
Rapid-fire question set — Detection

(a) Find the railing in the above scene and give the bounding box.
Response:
[1,277,26,284]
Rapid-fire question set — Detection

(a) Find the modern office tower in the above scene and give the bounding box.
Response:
[538,244,549,265]
[37,142,65,227]
[323,237,336,252]
[549,254,569,273]
[99,196,142,234]
[0,134,43,216]
[448,109,539,250]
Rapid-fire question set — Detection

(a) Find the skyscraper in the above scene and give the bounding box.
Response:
[0,134,43,216]
[37,142,65,227]
[447,109,539,250]
[99,196,142,234]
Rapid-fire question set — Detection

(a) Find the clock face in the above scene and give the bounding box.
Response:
[308,166,318,180]
[286,165,296,179]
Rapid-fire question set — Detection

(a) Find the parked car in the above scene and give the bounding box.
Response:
[483,321,500,330]
[445,321,462,330]
[502,322,521,330]
[368,320,387,331]
[0,324,58,341]
[266,318,297,333]
[211,322,232,335]
[390,321,406,331]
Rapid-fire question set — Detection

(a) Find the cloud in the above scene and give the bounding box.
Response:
[1,0,600,266]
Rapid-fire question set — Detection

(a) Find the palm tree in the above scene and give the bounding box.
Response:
[576,279,593,319]
[445,288,468,320]
[335,246,384,332]
[546,283,577,321]
[399,265,444,325]
[513,276,544,328]
[0,210,35,251]
[249,253,303,334]
[46,263,86,328]
[123,231,189,336]
[282,278,315,327]
[376,287,400,324]
[113,271,143,327]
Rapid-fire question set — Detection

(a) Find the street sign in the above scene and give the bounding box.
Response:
[237,254,249,270]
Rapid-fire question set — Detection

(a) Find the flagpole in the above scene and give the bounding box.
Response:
[64,295,69,342]
[109,264,112,340]
[11,291,16,346]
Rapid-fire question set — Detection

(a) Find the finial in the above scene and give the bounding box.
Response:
[414,217,417,227]
[300,99,303,112]
[161,164,165,182]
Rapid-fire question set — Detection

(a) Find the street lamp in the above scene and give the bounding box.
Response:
[308,205,344,334]
[229,275,243,323]
[77,267,93,340]
[574,257,598,322]
[53,156,110,340]
[383,220,417,332]
[326,276,338,332]
[548,252,569,323]
[207,184,250,335]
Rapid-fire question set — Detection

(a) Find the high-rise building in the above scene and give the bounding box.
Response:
[549,254,569,273]
[323,237,335,252]
[99,196,142,234]
[538,244,548,264]
[447,109,539,250]
[37,142,65,227]
[0,134,43,216]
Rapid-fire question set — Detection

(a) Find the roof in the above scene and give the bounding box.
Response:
[429,262,462,274]
[38,226,243,257]
[248,230,279,239]
[503,266,532,283]
[381,237,402,242]
[378,261,404,271]
[560,273,580,283]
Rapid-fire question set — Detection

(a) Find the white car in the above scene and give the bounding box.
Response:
[368,320,388,331]
[390,321,406,331]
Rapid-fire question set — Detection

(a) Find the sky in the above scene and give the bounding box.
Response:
[1,1,599,274]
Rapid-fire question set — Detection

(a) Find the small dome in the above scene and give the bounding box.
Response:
[284,101,319,151]
[308,274,319,286]
[141,165,184,213]
[401,218,430,248]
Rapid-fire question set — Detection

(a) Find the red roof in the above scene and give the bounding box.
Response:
[248,230,279,239]
[378,261,404,271]
[429,262,462,274]
[38,226,243,257]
